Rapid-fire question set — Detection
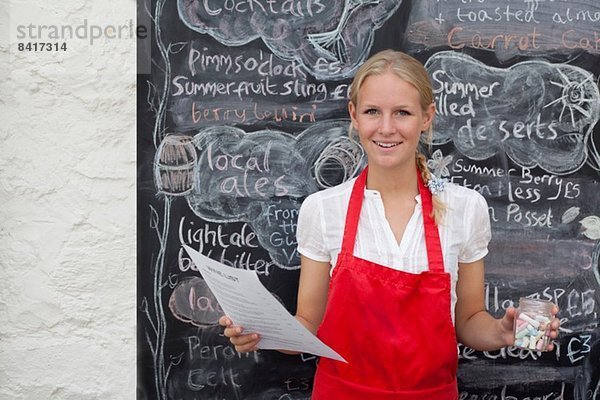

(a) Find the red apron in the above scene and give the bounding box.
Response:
[312,168,458,400]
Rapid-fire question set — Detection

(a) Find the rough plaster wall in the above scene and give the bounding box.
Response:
[0,1,136,398]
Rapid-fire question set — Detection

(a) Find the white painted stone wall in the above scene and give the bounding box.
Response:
[1,1,137,398]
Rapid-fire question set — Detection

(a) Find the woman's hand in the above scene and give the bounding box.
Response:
[500,306,561,351]
[219,316,260,353]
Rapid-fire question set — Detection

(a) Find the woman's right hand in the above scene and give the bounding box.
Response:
[219,316,261,353]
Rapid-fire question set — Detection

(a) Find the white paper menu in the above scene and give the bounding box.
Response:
[183,245,346,362]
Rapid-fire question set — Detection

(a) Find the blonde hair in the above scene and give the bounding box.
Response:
[349,49,445,224]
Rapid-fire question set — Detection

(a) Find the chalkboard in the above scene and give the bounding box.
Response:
[137,1,600,399]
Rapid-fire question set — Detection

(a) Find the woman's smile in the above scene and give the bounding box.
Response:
[373,140,401,149]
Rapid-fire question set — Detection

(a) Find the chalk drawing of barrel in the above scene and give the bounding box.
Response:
[313,136,364,189]
[154,135,198,196]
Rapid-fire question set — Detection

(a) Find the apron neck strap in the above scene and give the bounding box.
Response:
[341,166,445,273]
[340,167,368,253]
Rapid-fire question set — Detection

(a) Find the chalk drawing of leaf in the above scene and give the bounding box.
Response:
[146,81,158,113]
[170,353,184,366]
[561,207,581,224]
[168,41,187,54]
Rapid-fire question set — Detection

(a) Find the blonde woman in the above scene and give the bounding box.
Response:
[221,50,560,399]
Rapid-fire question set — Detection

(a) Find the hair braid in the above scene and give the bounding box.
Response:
[416,152,446,225]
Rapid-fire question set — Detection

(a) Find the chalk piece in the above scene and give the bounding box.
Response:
[536,338,545,351]
[518,313,540,329]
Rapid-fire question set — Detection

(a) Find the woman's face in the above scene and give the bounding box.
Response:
[349,71,435,172]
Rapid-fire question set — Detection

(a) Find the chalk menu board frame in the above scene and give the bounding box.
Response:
[137,1,600,399]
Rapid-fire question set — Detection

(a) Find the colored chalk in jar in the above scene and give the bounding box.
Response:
[513,297,555,352]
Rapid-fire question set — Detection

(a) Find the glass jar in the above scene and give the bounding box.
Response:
[513,297,555,352]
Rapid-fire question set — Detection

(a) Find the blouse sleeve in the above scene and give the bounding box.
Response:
[296,193,331,263]
[459,191,492,263]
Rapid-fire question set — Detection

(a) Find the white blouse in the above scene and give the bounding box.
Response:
[296,178,492,322]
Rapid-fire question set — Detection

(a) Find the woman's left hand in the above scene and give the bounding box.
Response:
[500,305,561,351]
